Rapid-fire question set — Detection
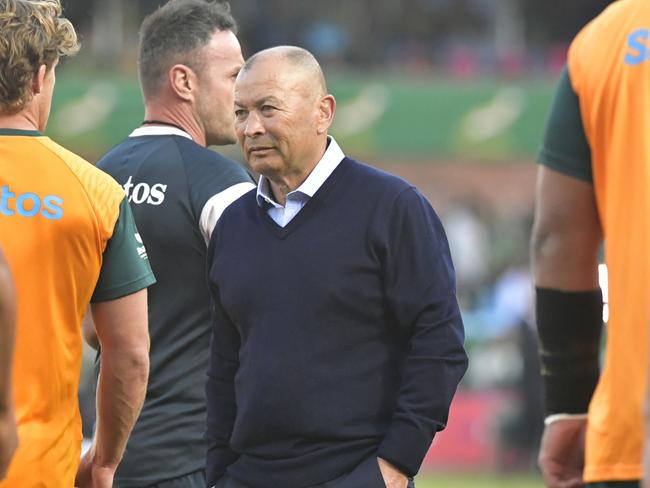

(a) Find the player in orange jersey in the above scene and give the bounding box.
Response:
[0,247,16,481]
[532,1,650,487]
[0,1,155,487]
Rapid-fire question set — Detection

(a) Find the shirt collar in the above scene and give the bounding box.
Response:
[256,136,345,208]
[129,125,193,140]
[0,128,42,137]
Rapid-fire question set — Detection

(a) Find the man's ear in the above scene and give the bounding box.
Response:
[168,64,197,102]
[32,64,47,95]
[316,94,336,135]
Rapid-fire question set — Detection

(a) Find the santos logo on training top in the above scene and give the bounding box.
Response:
[625,28,650,65]
[123,176,167,205]
[0,185,63,220]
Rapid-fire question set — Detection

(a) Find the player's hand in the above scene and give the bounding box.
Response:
[377,457,408,488]
[538,417,586,488]
[75,446,116,488]
[0,406,18,480]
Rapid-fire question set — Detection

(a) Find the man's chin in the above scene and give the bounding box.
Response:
[248,157,278,175]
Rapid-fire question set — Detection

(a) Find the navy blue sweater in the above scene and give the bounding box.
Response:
[206,158,468,488]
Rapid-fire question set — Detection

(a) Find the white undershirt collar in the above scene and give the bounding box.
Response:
[129,125,193,141]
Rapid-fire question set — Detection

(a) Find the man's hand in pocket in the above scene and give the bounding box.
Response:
[377,457,408,488]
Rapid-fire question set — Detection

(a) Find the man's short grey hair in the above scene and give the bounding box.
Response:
[138,0,237,98]
[241,46,328,94]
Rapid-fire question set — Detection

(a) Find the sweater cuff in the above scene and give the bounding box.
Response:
[376,419,435,477]
[206,448,238,486]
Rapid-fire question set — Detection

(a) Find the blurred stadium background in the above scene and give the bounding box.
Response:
[63,0,617,485]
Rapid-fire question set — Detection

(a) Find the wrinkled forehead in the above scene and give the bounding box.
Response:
[234,61,301,104]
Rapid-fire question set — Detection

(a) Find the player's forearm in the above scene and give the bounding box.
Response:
[530,166,602,291]
[0,259,16,411]
[94,345,149,467]
[531,228,600,289]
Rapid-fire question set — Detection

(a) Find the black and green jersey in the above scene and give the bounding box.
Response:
[96,125,254,485]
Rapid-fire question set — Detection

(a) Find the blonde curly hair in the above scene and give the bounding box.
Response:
[0,0,79,115]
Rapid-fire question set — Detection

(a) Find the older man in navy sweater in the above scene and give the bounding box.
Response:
[206,46,468,488]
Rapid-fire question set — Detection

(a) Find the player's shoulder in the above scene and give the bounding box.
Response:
[573,0,638,50]
[38,137,123,197]
[96,136,138,169]
[178,139,252,187]
[38,137,124,216]
[97,134,179,169]
[178,138,244,169]
[569,0,643,87]
[592,0,638,28]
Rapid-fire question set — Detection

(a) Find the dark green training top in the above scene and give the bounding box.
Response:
[96,126,253,486]
[537,65,592,181]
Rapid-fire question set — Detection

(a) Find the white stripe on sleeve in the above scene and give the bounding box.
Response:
[199,182,255,244]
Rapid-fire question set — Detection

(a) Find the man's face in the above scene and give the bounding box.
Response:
[233,58,322,179]
[195,30,243,146]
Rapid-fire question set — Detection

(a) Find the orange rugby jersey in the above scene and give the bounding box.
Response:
[539,0,650,481]
[0,129,154,487]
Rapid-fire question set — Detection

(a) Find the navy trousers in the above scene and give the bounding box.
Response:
[213,456,416,488]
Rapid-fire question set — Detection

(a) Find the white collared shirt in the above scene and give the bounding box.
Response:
[256,137,345,227]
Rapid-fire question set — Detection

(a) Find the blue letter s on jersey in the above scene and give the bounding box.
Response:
[625,29,650,65]
[0,186,64,220]
[42,195,64,220]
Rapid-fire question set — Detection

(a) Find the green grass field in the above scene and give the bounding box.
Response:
[415,472,543,487]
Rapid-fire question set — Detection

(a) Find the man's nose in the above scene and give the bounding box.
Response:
[244,111,264,137]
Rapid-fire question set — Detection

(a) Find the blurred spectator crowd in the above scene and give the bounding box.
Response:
[63,0,614,77]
